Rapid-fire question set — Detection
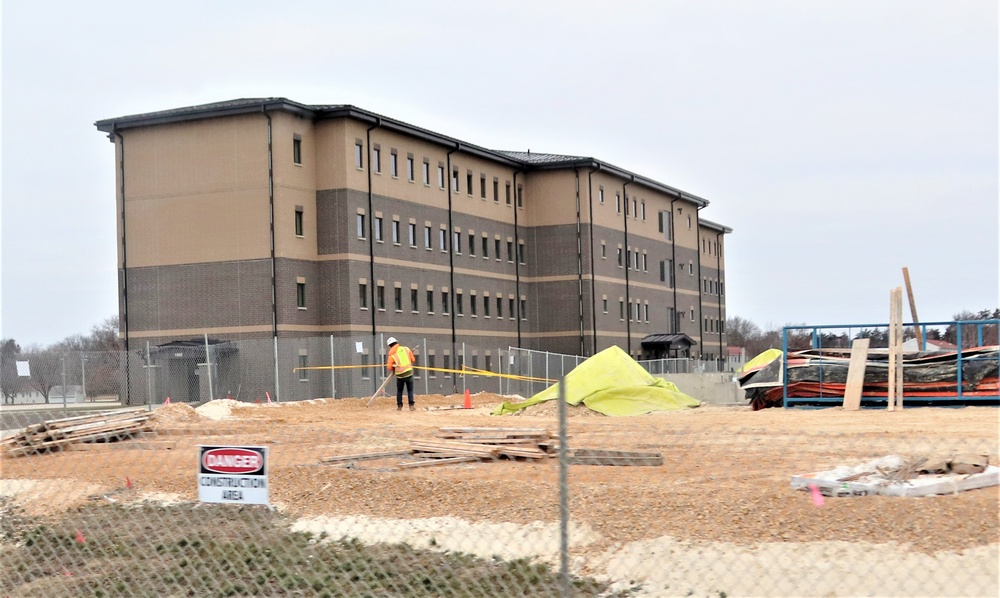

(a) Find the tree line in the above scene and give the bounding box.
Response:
[1,316,123,404]
[726,308,999,358]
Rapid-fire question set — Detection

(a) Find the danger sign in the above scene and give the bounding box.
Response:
[198,446,269,505]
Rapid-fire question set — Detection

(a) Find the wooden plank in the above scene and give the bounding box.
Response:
[397,456,480,469]
[842,338,871,411]
[409,440,499,458]
[497,447,547,459]
[902,267,923,347]
[437,427,549,435]
[573,448,663,459]
[568,455,664,466]
[435,435,550,444]
[319,450,413,463]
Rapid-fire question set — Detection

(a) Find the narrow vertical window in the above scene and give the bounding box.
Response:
[468,233,475,256]
[480,175,486,198]
[377,284,385,310]
[408,223,416,247]
[483,295,490,317]
[294,207,304,237]
[390,150,398,177]
[496,296,503,318]
[292,135,302,165]
[427,289,434,313]
[516,185,523,208]
[357,214,365,239]
[438,165,445,188]
[519,298,526,320]
[471,294,477,316]
[407,156,414,181]
[518,241,525,264]
[374,216,383,242]
[493,179,499,203]
[439,229,447,252]
[599,187,604,204]
[410,288,418,312]
[452,169,460,192]
[453,231,461,254]
[423,160,430,184]
[296,281,306,308]
[495,239,501,260]
[482,236,488,258]
[466,171,473,195]
[359,283,367,309]
[456,292,463,315]
[298,354,308,381]
[602,298,608,313]
[506,241,513,263]
[641,201,646,221]
[394,287,402,311]
[509,297,515,320]
[354,141,363,169]
[391,220,400,244]
[424,226,432,249]
[619,300,625,320]
[616,193,621,214]
[372,146,381,173]
[442,291,450,314]
[505,183,511,205]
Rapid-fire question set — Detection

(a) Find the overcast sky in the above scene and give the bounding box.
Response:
[2,1,997,347]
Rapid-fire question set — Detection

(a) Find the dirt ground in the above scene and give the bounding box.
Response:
[2,393,998,595]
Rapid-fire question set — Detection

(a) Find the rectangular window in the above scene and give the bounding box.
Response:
[480,175,486,198]
[483,295,490,317]
[470,294,477,316]
[442,291,450,314]
[617,248,622,267]
[456,292,464,315]
[668,307,676,333]
[372,147,381,173]
[391,220,400,245]
[438,165,445,188]
[466,172,473,195]
[641,201,646,221]
[668,260,675,287]
[517,185,523,208]
[294,207,304,236]
[628,301,632,322]
[357,214,365,239]
[689,260,694,275]
[642,253,647,272]
[452,169,460,192]
[354,141,363,169]
[408,223,416,247]
[635,302,641,322]
[599,187,604,204]
[453,231,461,254]
[390,151,398,177]
[509,297,515,320]
[374,216,383,242]
[394,287,402,311]
[520,298,526,320]
[620,300,625,320]
[616,193,621,214]
[601,242,606,259]
[495,239,501,261]
[423,161,430,185]
[602,298,608,313]
[659,260,665,282]
[505,183,511,205]
[428,354,436,377]
[626,249,632,270]
[407,156,415,181]
[688,215,692,229]
[506,241,513,262]
[427,289,434,313]
[691,309,696,322]
[410,288,418,312]
[443,355,451,371]
[298,354,308,381]
[518,241,525,264]
[377,284,385,310]
[361,354,370,380]
[424,226,432,249]
[496,296,503,318]
[439,229,448,252]
[493,179,499,203]
[292,136,302,165]
[359,283,367,309]
[296,281,306,308]
[632,198,637,218]
[482,236,489,258]
[468,233,475,256]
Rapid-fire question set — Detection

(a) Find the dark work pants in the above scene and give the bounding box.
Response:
[396,375,414,407]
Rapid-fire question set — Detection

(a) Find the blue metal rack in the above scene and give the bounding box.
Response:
[780,320,1000,408]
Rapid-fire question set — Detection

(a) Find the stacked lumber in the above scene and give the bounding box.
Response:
[416,427,556,461]
[1,408,152,457]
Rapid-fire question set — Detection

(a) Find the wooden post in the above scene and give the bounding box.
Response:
[902,267,923,347]
[842,338,870,411]
[887,287,904,411]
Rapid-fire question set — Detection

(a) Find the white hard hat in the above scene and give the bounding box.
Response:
[386,337,397,346]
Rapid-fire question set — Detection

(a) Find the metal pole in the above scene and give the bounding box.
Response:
[330,335,336,400]
[81,355,87,402]
[423,338,428,396]
[204,333,214,402]
[146,341,152,410]
[61,356,67,417]
[273,336,280,403]
[557,375,570,596]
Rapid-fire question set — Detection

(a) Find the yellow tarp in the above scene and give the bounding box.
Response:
[491,345,701,416]
[740,348,783,373]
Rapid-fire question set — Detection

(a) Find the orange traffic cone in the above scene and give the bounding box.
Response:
[463,389,472,409]
[164,397,171,405]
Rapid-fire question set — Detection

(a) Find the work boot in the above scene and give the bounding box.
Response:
[409,405,416,411]
[397,405,403,411]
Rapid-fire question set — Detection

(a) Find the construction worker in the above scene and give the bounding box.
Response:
[386,337,416,411]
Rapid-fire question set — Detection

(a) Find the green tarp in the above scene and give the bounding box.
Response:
[491,346,701,416]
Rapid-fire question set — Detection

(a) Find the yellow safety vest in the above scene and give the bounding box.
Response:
[393,347,414,378]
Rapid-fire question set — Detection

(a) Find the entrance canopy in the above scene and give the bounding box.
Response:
[640,333,696,359]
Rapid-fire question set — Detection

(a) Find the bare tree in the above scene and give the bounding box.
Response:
[22,346,62,403]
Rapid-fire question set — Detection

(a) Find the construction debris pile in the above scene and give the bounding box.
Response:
[740,346,999,409]
[1,409,153,457]
[320,427,663,469]
[791,454,999,498]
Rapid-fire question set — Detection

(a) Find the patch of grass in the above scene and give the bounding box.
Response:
[0,502,631,597]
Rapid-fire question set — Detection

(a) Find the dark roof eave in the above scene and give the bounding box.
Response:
[700,218,733,234]
[95,98,315,133]
[527,158,709,207]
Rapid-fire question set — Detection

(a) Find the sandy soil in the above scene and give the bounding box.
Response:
[1,394,997,596]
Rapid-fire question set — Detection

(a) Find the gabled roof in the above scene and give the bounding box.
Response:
[95,98,712,207]
[640,333,697,347]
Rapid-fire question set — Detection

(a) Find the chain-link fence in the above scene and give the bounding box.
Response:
[2,342,997,597]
